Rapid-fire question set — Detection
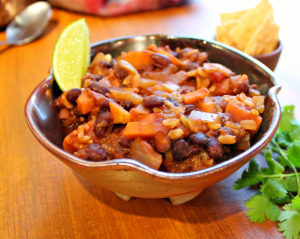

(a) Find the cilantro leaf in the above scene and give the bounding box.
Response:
[234,105,300,239]
[234,160,266,190]
[275,130,293,148]
[245,195,280,223]
[260,179,287,199]
[289,123,300,142]
[279,105,297,132]
[278,203,300,239]
[284,176,300,193]
[291,196,300,210]
[287,140,300,168]
[264,149,285,174]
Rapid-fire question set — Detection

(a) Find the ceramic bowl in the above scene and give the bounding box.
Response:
[253,40,283,71]
[25,35,281,205]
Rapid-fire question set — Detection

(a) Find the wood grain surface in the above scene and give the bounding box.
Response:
[1,0,299,238]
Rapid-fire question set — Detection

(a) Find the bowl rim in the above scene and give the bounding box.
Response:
[25,34,281,180]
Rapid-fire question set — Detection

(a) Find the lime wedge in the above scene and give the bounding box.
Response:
[52,18,90,92]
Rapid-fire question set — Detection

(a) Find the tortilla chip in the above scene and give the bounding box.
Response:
[220,9,249,24]
[216,20,238,47]
[244,15,279,55]
[229,0,274,51]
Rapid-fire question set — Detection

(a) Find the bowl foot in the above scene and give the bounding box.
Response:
[114,189,204,205]
[115,192,132,201]
[169,189,204,205]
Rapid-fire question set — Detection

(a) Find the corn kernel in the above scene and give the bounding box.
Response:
[168,128,184,140]
[162,118,180,128]
[240,120,257,130]
[251,109,259,116]
[218,135,236,144]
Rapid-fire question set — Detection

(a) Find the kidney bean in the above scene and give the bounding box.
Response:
[151,53,170,68]
[184,145,202,159]
[143,95,165,108]
[172,139,189,161]
[101,60,112,68]
[85,144,108,161]
[66,88,81,105]
[121,100,134,111]
[186,62,198,71]
[189,132,208,146]
[234,81,249,94]
[114,65,129,80]
[87,81,110,94]
[94,111,112,137]
[207,137,223,159]
[84,73,103,81]
[185,104,196,115]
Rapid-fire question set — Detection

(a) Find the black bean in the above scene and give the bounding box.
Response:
[94,111,112,137]
[207,137,223,159]
[101,60,112,68]
[85,144,108,161]
[114,65,129,80]
[73,108,85,117]
[184,145,202,159]
[85,73,103,81]
[121,100,134,110]
[88,82,110,94]
[151,53,170,68]
[189,132,208,146]
[172,139,189,161]
[185,104,196,115]
[143,95,165,108]
[66,88,81,105]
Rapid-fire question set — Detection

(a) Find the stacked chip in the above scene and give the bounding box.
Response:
[216,0,279,55]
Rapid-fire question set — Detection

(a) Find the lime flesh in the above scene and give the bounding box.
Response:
[52,18,90,92]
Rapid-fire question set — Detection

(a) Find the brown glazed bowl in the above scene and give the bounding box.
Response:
[25,35,281,205]
[253,40,283,71]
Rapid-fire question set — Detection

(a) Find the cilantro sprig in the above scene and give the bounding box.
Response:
[235,105,300,239]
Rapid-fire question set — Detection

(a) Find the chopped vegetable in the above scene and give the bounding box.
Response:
[76,89,95,114]
[109,102,130,124]
[110,89,143,105]
[130,138,162,170]
[182,87,210,104]
[119,50,153,70]
[123,113,164,139]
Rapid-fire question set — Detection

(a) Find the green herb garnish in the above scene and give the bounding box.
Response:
[235,105,300,239]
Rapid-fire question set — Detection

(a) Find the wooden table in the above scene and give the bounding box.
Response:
[1,0,299,238]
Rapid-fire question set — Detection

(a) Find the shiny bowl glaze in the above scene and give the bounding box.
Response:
[25,35,281,204]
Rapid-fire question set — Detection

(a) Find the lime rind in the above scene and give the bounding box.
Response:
[52,18,90,92]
